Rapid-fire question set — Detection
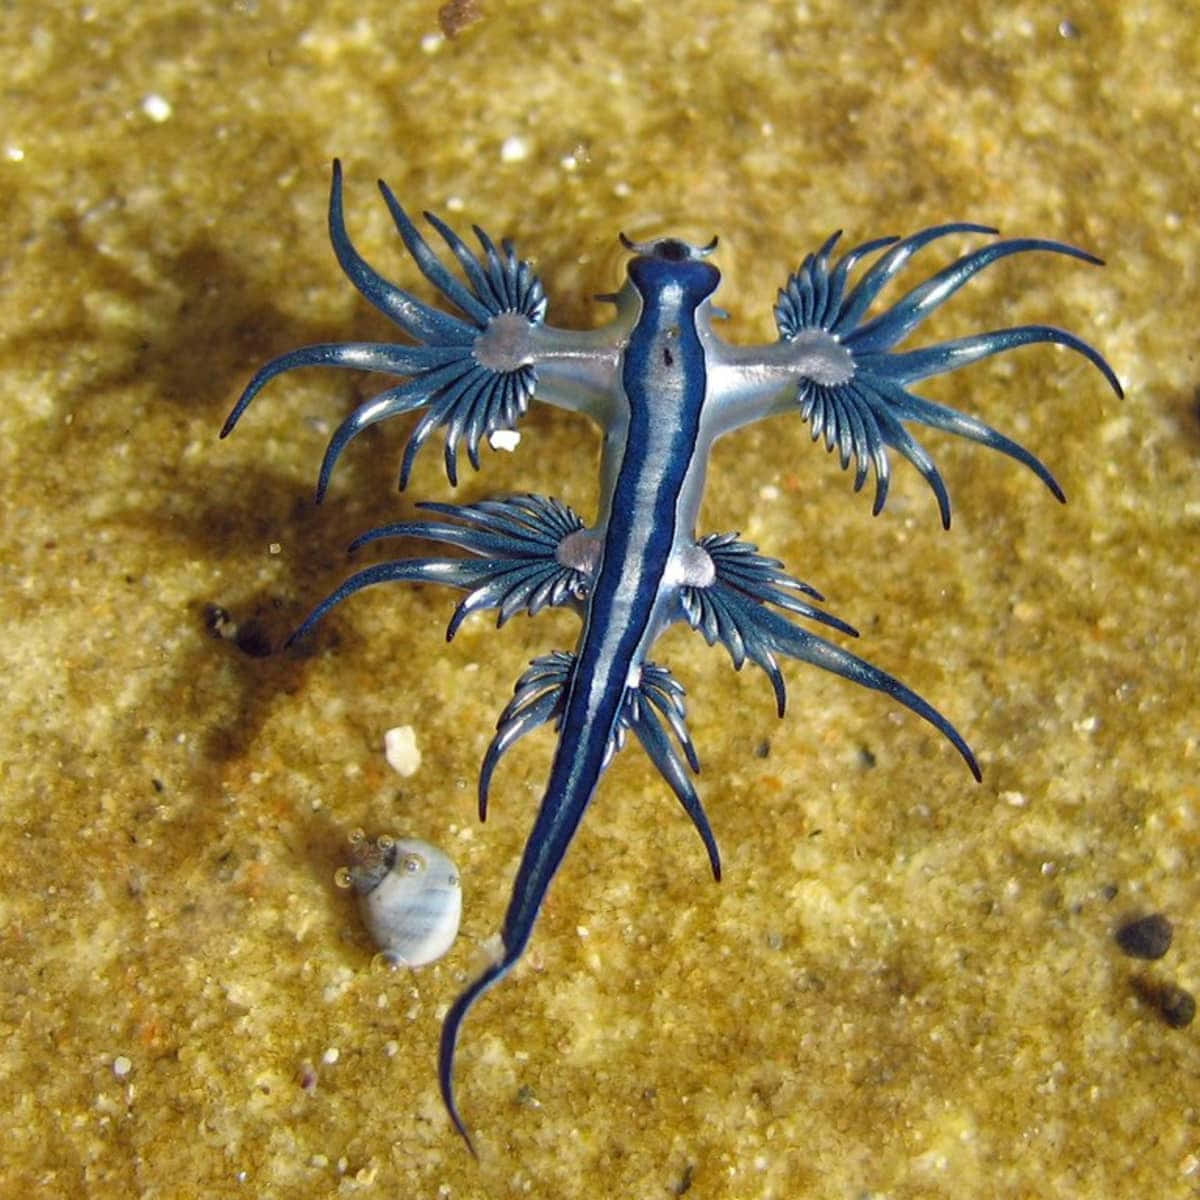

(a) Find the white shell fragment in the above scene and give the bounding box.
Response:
[344,834,462,967]
[383,725,421,776]
[488,428,521,452]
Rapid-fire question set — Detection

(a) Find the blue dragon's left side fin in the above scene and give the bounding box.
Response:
[286,494,589,646]
[222,160,549,496]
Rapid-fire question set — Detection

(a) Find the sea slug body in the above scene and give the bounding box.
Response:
[223,160,1121,1152]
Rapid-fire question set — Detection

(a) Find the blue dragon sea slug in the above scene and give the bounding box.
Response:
[222,160,1121,1151]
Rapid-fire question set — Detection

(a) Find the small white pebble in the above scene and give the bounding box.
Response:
[141,94,172,123]
[113,1055,132,1078]
[758,483,780,502]
[420,32,443,53]
[5,146,24,162]
[489,429,521,452]
[322,1047,339,1065]
[500,135,529,163]
[384,725,421,776]
[1001,790,1028,808]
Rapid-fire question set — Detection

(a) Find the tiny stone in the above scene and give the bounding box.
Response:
[384,725,421,776]
[1134,976,1196,1029]
[438,0,482,37]
[141,93,172,123]
[203,603,234,638]
[1115,913,1173,960]
[113,1055,132,1078]
[489,429,521,452]
[234,618,272,658]
[500,134,529,163]
[1159,984,1196,1029]
[671,1163,696,1196]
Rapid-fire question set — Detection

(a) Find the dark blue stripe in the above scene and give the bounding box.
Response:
[498,255,720,958]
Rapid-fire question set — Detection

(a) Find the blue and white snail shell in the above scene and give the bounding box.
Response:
[340,833,462,967]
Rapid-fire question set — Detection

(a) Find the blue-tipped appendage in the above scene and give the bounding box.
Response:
[221,159,546,500]
[773,224,1122,527]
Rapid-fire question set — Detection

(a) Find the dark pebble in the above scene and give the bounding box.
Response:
[1115,913,1173,960]
[234,618,273,658]
[1159,984,1196,1029]
[1134,977,1196,1030]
